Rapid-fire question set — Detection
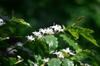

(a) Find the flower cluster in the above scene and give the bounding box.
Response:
[26,24,64,41]
[53,48,75,58]
[0,18,5,26]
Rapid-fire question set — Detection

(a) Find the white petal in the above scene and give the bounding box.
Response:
[26,35,35,41]
[32,31,43,38]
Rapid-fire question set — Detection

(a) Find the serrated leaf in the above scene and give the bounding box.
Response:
[80,33,98,46]
[48,58,61,66]
[43,35,58,53]
[78,27,99,47]
[60,34,81,53]
[68,27,79,40]
[62,59,74,66]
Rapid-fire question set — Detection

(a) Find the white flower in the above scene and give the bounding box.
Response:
[50,24,64,32]
[32,31,43,38]
[16,42,23,47]
[39,28,47,34]
[53,51,64,58]
[45,28,54,34]
[39,28,54,35]
[0,18,5,26]
[26,35,35,41]
[62,48,75,55]
[58,52,64,58]
[43,58,50,63]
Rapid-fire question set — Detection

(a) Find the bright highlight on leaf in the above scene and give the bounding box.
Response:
[10,17,31,27]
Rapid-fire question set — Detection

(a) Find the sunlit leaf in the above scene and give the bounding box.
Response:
[68,27,79,40]
[10,17,31,27]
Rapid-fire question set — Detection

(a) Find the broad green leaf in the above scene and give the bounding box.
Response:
[48,58,61,66]
[10,17,31,27]
[43,35,58,53]
[62,59,74,66]
[60,34,81,53]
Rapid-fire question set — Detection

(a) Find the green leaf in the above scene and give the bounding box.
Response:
[68,27,79,40]
[60,34,81,53]
[10,17,31,27]
[28,60,34,66]
[71,50,91,61]
[62,59,74,66]
[78,27,99,47]
[9,57,17,66]
[43,35,58,53]
[48,58,61,66]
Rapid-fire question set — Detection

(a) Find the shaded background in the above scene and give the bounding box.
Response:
[0,0,100,43]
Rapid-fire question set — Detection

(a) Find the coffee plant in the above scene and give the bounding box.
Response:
[0,17,100,66]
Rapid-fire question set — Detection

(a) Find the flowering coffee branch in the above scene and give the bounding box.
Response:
[26,24,65,41]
